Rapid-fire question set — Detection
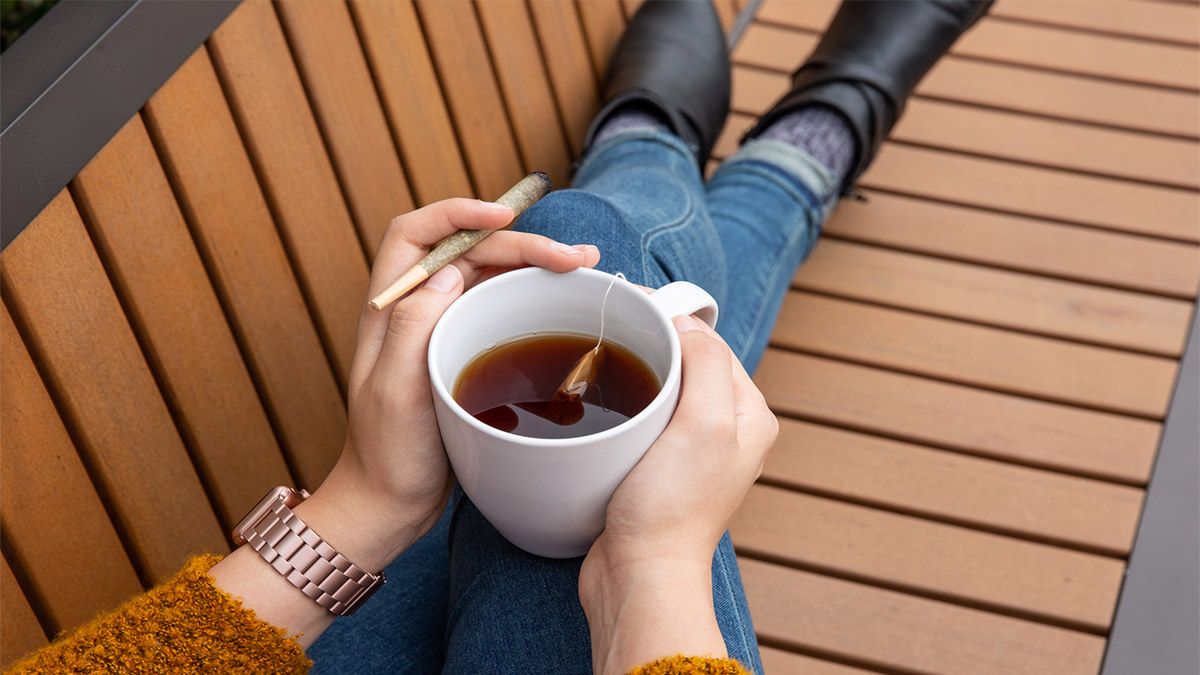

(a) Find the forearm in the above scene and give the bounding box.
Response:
[580,552,728,675]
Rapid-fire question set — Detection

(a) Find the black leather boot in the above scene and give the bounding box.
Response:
[744,0,993,195]
[582,0,731,168]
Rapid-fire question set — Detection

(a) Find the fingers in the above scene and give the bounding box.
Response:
[369,199,516,299]
[451,235,600,285]
[364,265,464,404]
[668,315,737,441]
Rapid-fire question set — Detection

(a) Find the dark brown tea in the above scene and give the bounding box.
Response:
[453,334,660,439]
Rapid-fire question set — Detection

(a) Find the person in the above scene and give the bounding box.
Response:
[5,1,990,673]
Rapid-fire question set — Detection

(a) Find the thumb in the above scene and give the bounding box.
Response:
[371,265,463,394]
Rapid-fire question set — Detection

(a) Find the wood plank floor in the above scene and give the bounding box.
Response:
[722,1,1199,672]
[1,1,1196,673]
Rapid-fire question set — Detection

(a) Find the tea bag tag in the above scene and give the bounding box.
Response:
[555,273,625,399]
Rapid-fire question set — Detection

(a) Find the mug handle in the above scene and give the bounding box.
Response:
[647,281,719,328]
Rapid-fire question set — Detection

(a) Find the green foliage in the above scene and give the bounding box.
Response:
[2,0,57,52]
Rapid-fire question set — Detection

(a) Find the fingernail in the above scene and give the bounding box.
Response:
[551,241,583,255]
[425,266,461,293]
[673,315,703,332]
[479,200,513,212]
[573,244,597,255]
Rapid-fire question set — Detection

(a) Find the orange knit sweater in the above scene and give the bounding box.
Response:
[6,556,748,675]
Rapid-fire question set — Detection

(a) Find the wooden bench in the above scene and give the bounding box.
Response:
[2,1,1197,673]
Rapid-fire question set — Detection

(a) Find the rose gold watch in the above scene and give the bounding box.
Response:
[232,486,386,616]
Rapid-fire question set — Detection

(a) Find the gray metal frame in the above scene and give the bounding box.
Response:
[1102,306,1200,675]
[1,0,1198,670]
[0,0,239,250]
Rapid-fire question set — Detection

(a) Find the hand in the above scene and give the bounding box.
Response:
[210,198,598,645]
[579,315,777,674]
[307,198,601,571]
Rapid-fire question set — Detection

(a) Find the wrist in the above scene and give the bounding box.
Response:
[580,540,726,675]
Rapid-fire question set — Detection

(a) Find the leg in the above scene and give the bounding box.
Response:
[441,488,763,674]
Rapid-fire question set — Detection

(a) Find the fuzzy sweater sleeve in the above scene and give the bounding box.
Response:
[5,556,749,675]
[5,555,311,675]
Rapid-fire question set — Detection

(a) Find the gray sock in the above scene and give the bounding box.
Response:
[591,105,671,147]
[759,105,856,181]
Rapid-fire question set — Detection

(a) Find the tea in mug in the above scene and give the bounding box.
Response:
[453,334,660,439]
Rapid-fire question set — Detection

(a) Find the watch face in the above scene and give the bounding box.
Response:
[231,486,291,545]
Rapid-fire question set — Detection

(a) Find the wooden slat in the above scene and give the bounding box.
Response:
[732,485,1124,631]
[755,349,1161,484]
[528,0,601,157]
[207,0,368,391]
[476,0,574,189]
[773,292,1178,418]
[730,69,1200,189]
[70,115,293,530]
[0,304,144,636]
[712,0,738,33]
[765,419,1143,556]
[820,190,1200,301]
[0,556,45,670]
[349,0,473,203]
[620,0,642,21]
[275,0,416,259]
[754,0,1200,91]
[733,23,1200,139]
[991,0,1200,47]
[864,144,1199,243]
[716,116,1200,242]
[575,0,626,82]
[759,647,878,675]
[143,49,346,490]
[791,240,1193,358]
[739,558,1107,674]
[415,0,526,200]
[0,192,227,583]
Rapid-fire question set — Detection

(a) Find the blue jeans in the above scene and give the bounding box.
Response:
[309,131,837,674]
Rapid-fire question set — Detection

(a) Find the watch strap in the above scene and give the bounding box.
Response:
[242,494,385,616]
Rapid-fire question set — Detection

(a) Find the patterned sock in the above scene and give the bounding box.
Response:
[758,104,856,182]
[591,104,671,147]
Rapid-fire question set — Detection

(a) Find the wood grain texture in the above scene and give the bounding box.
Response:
[739,558,1107,674]
[755,349,1161,484]
[415,0,527,200]
[0,192,227,584]
[71,115,294,530]
[759,647,879,675]
[476,0,574,189]
[732,23,1200,139]
[528,0,601,157]
[349,0,473,203]
[820,190,1200,301]
[765,419,1143,556]
[790,240,1193,358]
[732,485,1125,632]
[143,50,346,490]
[208,0,368,391]
[730,68,1200,189]
[773,292,1178,418]
[991,0,1200,46]
[754,0,1200,91]
[575,0,626,82]
[0,304,144,637]
[0,556,45,670]
[275,0,416,259]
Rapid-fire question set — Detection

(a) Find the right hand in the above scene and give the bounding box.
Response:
[578,314,777,674]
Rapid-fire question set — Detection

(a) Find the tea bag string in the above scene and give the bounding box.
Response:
[593,272,625,354]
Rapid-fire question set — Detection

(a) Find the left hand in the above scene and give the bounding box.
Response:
[303,198,600,571]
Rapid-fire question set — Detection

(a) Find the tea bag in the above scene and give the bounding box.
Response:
[539,273,624,425]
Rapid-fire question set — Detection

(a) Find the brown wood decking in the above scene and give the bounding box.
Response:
[1,1,1198,672]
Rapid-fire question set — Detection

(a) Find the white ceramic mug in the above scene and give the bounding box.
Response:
[428,267,718,558]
